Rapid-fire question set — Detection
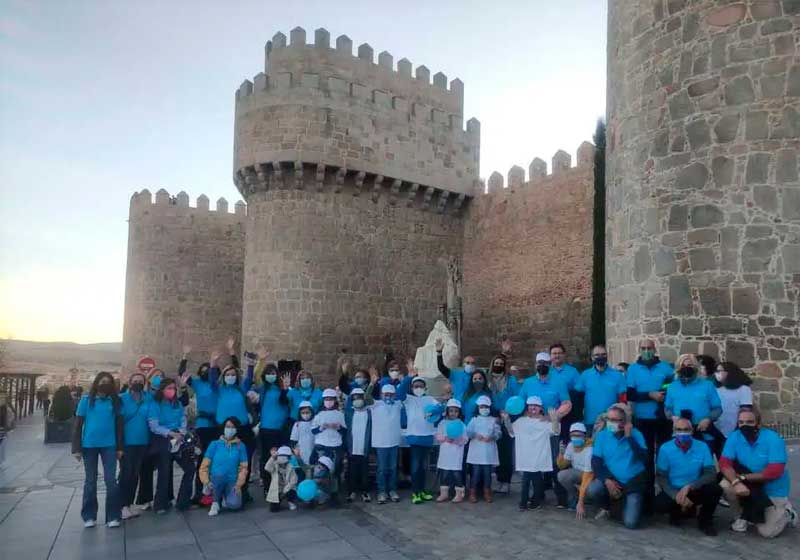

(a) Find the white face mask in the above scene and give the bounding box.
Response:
[412,387,426,397]
[300,411,312,421]
[224,375,237,386]
[323,399,335,409]
[352,399,365,409]
[388,370,400,380]
[223,427,237,439]
[276,456,289,465]
[464,364,476,374]
[479,408,490,417]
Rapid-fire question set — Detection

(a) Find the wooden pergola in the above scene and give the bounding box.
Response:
[0,372,45,429]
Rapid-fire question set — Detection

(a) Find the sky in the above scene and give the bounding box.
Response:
[0,0,607,344]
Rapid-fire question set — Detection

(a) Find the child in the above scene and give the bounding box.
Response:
[313,455,336,506]
[371,384,406,504]
[289,400,316,475]
[435,398,468,503]
[403,376,443,504]
[345,388,372,502]
[501,396,560,511]
[466,395,501,503]
[199,417,249,516]
[264,446,298,512]
[311,388,347,502]
[556,422,594,519]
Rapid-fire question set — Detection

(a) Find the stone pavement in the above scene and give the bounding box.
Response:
[1,414,799,560]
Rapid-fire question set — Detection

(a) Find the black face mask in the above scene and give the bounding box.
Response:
[472,379,485,388]
[536,364,549,376]
[740,425,758,442]
[131,382,144,393]
[97,384,112,395]
[593,356,608,367]
[199,369,208,379]
[679,367,696,383]
[491,365,504,374]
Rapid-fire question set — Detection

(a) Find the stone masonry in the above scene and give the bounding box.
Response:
[607,0,800,422]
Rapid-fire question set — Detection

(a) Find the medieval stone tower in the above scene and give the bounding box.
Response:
[607,0,800,421]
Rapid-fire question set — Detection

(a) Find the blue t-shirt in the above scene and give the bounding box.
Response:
[216,385,249,425]
[189,375,218,428]
[377,375,412,401]
[489,375,520,412]
[722,428,790,498]
[664,378,721,425]
[626,360,674,419]
[462,390,491,420]
[593,427,647,484]
[76,395,118,448]
[205,438,248,484]
[259,384,289,430]
[446,368,472,404]
[287,387,323,420]
[148,399,185,432]
[550,364,580,391]
[120,391,152,446]
[657,438,714,489]
[519,375,570,411]
[576,367,626,425]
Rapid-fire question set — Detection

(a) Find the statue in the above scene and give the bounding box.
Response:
[446,256,463,351]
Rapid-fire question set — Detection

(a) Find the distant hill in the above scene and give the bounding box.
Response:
[0,339,122,378]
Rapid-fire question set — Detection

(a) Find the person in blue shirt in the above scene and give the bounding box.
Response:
[199,416,249,516]
[549,343,583,445]
[118,371,152,521]
[720,408,796,538]
[435,338,477,404]
[655,417,722,535]
[576,345,627,434]
[147,377,194,513]
[252,357,291,500]
[485,350,519,494]
[625,338,674,512]
[287,369,323,420]
[72,371,123,529]
[665,354,723,454]
[375,360,413,401]
[587,404,648,529]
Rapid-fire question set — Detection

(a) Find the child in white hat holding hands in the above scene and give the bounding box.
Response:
[466,395,501,503]
[435,398,468,502]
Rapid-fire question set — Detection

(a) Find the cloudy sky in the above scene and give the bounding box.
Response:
[0,0,606,343]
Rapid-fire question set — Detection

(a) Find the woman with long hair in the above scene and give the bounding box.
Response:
[486,351,520,494]
[713,361,753,438]
[118,370,152,520]
[72,371,123,528]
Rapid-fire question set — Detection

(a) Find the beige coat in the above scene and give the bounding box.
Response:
[264,456,298,503]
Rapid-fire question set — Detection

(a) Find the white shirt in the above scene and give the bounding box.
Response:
[290,420,314,464]
[715,385,753,436]
[466,416,501,465]
[349,409,369,456]
[312,409,345,447]
[511,416,555,473]
[436,420,467,471]
[403,394,439,437]
[371,400,402,448]
[564,442,593,473]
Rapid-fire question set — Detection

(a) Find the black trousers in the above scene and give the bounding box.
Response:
[152,436,195,511]
[119,444,147,507]
[655,482,722,526]
[496,429,513,484]
[237,424,257,497]
[634,417,672,511]
[136,451,173,505]
[193,426,220,499]
[347,454,369,493]
[259,429,288,495]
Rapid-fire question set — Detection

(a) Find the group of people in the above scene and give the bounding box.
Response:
[71,336,796,539]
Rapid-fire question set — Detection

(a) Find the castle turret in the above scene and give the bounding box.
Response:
[606,1,800,421]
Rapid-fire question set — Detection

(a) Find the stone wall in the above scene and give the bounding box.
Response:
[606,0,800,421]
[121,190,246,374]
[462,143,596,367]
[240,175,464,383]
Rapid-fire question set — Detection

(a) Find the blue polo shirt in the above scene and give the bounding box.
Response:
[287,387,323,420]
[205,438,248,484]
[489,375,521,412]
[76,395,119,448]
[593,427,647,483]
[657,438,714,489]
[447,368,472,404]
[664,378,721,425]
[722,428,790,498]
[188,374,218,428]
[519,375,570,411]
[148,399,185,431]
[377,375,412,401]
[463,389,492,420]
[259,384,289,430]
[120,391,152,446]
[576,366,626,425]
[550,364,580,391]
[626,360,674,419]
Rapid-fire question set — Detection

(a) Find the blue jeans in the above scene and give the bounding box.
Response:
[211,474,242,510]
[587,479,643,529]
[375,447,398,494]
[82,447,121,523]
[119,444,147,507]
[438,469,463,489]
[409,445,431,493]
[469,464,493,490]
[520,471,545,508]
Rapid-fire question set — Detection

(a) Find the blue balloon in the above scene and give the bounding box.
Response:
[505,396,525,416]
[297,479,318,502]
[424,403,442,423]
[445,421,464,439]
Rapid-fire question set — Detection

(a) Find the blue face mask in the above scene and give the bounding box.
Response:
[383,396,394,405]
[464,364,476,374]
[300,378,312,389]
[354,377,366,387]
[674,433,693,445]
[571,437,585,447]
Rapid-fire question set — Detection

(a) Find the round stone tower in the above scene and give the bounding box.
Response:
[232,27,480,375]
[606,1,800,421]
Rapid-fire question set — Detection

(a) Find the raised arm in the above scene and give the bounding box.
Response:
[435,339,451,378]
[227,336,239,369]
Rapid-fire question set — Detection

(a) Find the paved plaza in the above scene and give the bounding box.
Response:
[1,414,798,560]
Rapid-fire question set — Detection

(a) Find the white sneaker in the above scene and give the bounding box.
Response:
[594,509,610,520]
[496,482,510,494]
[107,520,121,528]
[718,496,730,508]
[83,520,96,529]
[136,502,152,511]
[377,493,387,504]
[389,491,400,503]
[208,503,220,517]
[787,505,798,528]
[731,517,748,533]
[288,501,297,511]
[121,506,140,520]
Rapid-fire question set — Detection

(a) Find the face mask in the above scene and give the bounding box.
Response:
[640,350,655,361]
[679,367,696,383]
[479,407,490,417]
[571,437,585,447]
[323,399,335,409]
[163,387,176,400]
[277,456,289,465]
[264,374,277,384]
[412,387,426,397]
[223,427,237,439]
[491,365,504,374]
[383,395,394,404]
[300,378,312,389]
[739,425,758,442]
[98,383,112,395]
[536,364,549,376]
[714,371,725,383]
[388,370,400,380]
[472,378,484,388]
[674,433,693,446]
[224,375,237,386]
[464,364,476,374]
[354,377,367,387]
[131,382,144,393]
[352,399,365,409]
[300,411,312,421]
[593,356,608,367]
[606,421,620,434]
[199,369,208,379]
[151,375,162,389]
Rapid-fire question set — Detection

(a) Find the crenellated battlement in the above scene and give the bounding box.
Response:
[233,28,480,199]
[130,188,247,218]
